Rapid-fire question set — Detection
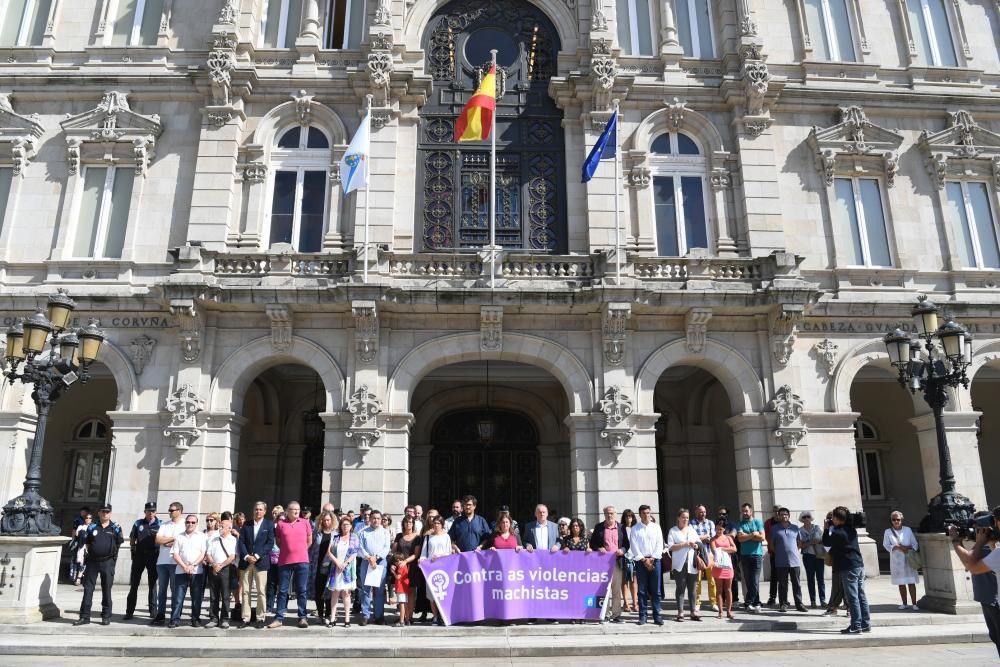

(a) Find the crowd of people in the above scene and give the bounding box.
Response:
[69,496,921,634]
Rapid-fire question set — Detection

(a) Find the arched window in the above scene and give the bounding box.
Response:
[649,131,710,256]
[676,0,715,59]
[76,418,109,441]
[854,418,878,441]
[266,124,332,252]
[68,418,111,503]
[616,0,655,56]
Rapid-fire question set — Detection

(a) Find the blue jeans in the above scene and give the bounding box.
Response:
[171,571,205,623]
[357,558,386,620]
[634,558,662,622]
[740,554,763,607]
[802,554,826,605]
[155,563,175,619]
[841,566,870,630]
[275,563,309,622]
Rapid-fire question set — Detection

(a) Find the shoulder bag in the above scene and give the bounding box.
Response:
[893,527,922,570]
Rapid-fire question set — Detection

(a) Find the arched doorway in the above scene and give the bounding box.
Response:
[234,364,326,513]
[408,360,569,526]
[38,362,118,530]
[653,366,738,518]
[418,0,566,252]
[971,362,1000,506]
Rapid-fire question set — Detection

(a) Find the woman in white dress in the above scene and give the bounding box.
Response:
[420,515,458,626]
[882,510,920,610]
[326,516,359,627]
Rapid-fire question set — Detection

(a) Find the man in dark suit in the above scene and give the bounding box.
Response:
[523,504,560,553]
[589,505,630,622]
[238,501,275,628]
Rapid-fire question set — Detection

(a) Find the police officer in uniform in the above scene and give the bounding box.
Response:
[124,501,160,620]
[74,502,124,626]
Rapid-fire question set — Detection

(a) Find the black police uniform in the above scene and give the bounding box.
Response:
[124,515,160,618]
[78,520,124,623]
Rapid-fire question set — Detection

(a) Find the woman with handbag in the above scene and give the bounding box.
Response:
[620,509,638,612]
[311,511,336,622]
[666,508,704,622]
[711,522,737,619]
[883,510,921,610]
[327,516,359,627]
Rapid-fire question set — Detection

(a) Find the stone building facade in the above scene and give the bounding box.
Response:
[1,0,999,570]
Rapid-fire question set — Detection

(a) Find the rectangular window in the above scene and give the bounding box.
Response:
[0,168,12,233]
[324,0,366,49]
[73,166,135,259]
[832,177,892,267]
[653,175,708,256]
[0,0,51,47]
[857,450,884,500]
[803,0,855,61]
[109,0,164,47]
[675,0,714,59]
[906,0,957,67]
[261,0,303,48]
[946,181,1000,269]
[269,169,327,252]
[616,0,654,56]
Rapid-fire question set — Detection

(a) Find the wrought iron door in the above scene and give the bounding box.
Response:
[418,0,566,252]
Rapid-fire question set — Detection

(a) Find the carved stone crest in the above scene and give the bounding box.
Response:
[163,384,204,451]
[815,339,839,377]
[480,306,503,353]
[602,303,630,366]
[265,304,292,352]
[352,300,378,364]
[599,385,634,461]
[346,385,383,460]
[685,308,712,354]
[207,35,237,107]
[217,0,238,24]
[769,385,806,454]
[128,335,157,376]
[170,300,201,363]
[770,306,804,366]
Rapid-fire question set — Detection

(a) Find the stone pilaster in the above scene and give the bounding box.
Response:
[187,114,245,249]
[339,411,412,516]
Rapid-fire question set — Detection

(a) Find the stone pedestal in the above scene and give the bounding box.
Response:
[0,535,63,623]
[916,532,980,615]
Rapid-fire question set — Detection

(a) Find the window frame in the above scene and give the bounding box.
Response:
[798,0,859,62]
[259,0,301,49]
[945,179,1000,270]
[856,448,886,500]
[675,0,715,60]
[69,164,136,260]
[66,418,112,505]
[1,0,51,47]
[832,175,895,268]
[617,0,656,57]
[264,125,333,252]
[101,0,167,47]
[648,131,713,257]
[322,0,366,50]
[899,0,970,67]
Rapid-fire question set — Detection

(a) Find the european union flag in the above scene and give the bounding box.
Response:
[581,110,617,183]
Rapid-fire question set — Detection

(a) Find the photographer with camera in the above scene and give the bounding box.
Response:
[948,507,1000,658]
[822,507,870,634]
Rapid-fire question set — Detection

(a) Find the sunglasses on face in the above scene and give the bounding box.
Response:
[185,521,197,525]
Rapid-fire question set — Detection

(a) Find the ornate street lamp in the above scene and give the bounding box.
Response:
[1,290,105,536]
[883,295,976,533]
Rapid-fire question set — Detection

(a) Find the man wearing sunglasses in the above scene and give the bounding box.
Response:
[169,515,209,628]
[152,501,185,625]
[73,503,123,626]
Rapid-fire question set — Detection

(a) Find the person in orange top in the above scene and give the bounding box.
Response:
[390,553,411,627]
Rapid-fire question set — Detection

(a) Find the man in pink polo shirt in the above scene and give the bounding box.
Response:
[268,501,313,629]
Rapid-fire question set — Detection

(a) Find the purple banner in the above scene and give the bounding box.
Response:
[419,549,616,625]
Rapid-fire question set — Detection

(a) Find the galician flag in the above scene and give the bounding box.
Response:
[340,110,371,194]
[455,66,497,142]
[581,110,617,182]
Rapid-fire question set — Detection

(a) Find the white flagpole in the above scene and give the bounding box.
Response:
[613,99,621,284]
[489,49,498,288]
[363,94,373,284]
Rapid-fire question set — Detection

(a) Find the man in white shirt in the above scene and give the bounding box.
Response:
[169,515,208,628]
[152,501,184,625]
[206,513,238,628]
[626,504,665,626]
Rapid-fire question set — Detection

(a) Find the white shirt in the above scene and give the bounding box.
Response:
[253,518,262,540]
[207,532,238,566]
[627,521,664,560]
[533,522,551,550]
[667,525,701,574]
[414,519,424,535]
[171,530,208,574]
[156,519,184,566]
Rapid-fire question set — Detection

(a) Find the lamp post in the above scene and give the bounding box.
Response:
[883,295,976,533]
[1,290,105,536]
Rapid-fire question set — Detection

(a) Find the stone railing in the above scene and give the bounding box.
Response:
[210,251,352,279]
[387,253,599,284]
[633,256,779,288]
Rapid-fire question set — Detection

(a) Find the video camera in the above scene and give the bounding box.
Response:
[825,509,866,529]
[945,509,1000,542]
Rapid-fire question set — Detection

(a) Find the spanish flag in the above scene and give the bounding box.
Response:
[455,66,497,142]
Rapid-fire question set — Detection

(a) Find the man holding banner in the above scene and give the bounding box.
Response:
[589,505,630,623]
[626,504,665,625]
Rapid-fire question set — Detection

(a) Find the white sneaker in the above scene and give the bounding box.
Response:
[711,604,720,612]
[897,604,907,610]
[910,605,919,611]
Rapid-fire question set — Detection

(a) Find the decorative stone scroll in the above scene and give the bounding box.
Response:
[163,384,204,451]
[128,335,157,376]
[480,306,503,353]
[808,106,903,187]
[918,110,1000,190]
[0,94,43,176]
[60,91,162,175]
[685,308,713,354]
[346,385,382,460]
[352,300,378,364]
[599,385,634,461]
[265,304,292,352]
[769,384,806,454]
[602,303,630,366]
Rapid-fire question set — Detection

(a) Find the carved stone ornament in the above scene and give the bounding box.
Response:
[739,15,758,37]
[371,32,393,51]
[770,305,804,366]
[163,384,204,451]
[207,34,238,107]
[480,306,503,353]
[590,0,609,32]
[667,98,686,130]
[602,302,631,366]
[918,110,1000,190]
[685,308,713,354]
[128,335,157,376]
[769,385,804,428]
[815,338,839,377]
[291,90,314,125]
[352,300,378,364]
[374,0,392,26]
[600,428,633,461]
[346,385,383,460]
[170,300,201,363]
[0,93,43,176]
[591,55,617,91]
[244,163,267,182]
[368,52,393,98]
[808,106,904,187]
[742,60,770,117]
[710,168,731,191]
[217,0,238,24]
[626,166,651,189]
[600,385,633,429]
[775,427,806,454]
[60,91,163,176]
[265,304,292,352]
[743,118,770,138]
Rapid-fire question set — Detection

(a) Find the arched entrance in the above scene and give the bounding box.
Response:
[408,360,570,526]
[418,0,566,252]
[971,362,1000,506]
[653,366,738,518]
[234,364,326,513]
